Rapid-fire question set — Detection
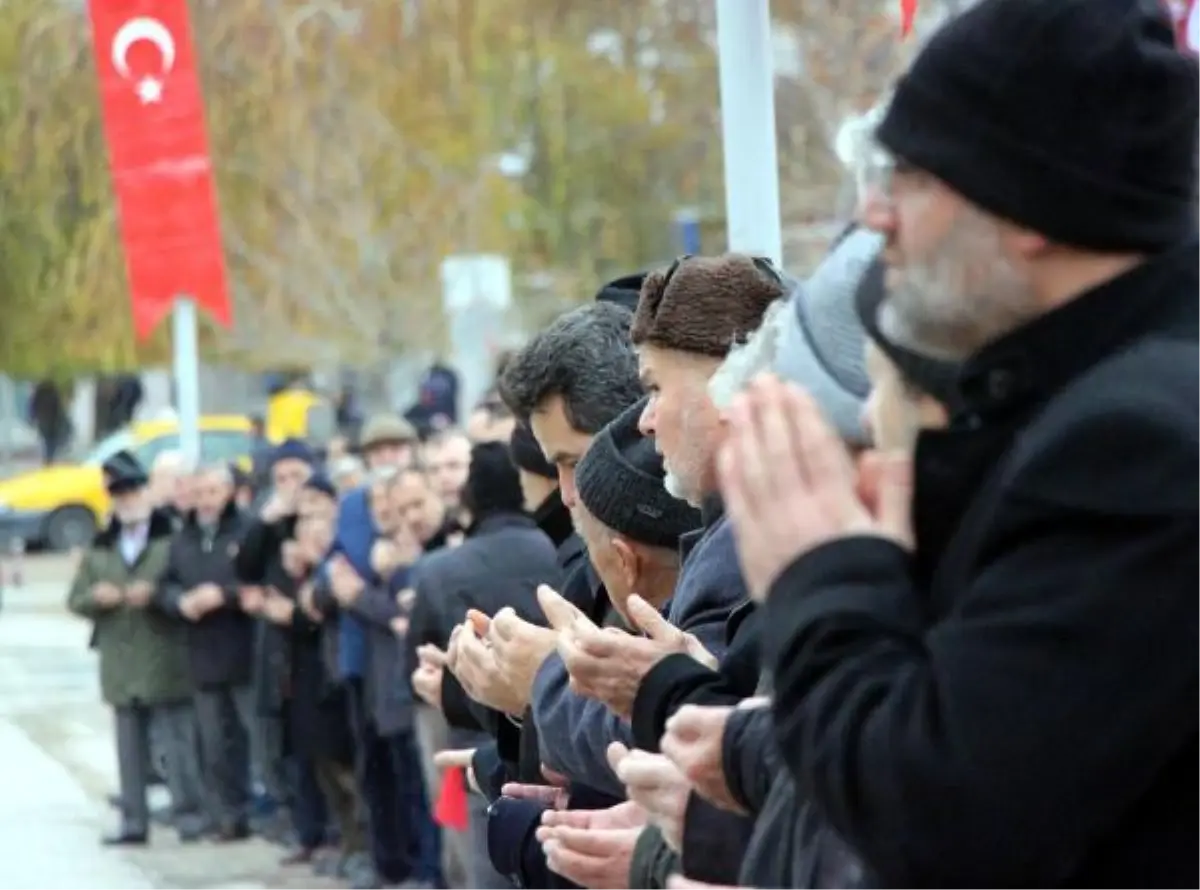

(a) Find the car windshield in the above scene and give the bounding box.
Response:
[82,431,135,466]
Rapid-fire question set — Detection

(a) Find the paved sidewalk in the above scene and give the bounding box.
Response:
[0,574,340,889]
[0,719,155,890]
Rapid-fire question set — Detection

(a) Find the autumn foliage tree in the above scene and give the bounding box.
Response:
[0,0,918,377]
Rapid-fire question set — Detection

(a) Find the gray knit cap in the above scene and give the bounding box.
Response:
[777,228,879,444]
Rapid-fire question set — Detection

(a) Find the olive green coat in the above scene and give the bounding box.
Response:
[66,512,192,708]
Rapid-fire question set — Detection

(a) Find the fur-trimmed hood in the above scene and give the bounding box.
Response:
[631,254,785,358]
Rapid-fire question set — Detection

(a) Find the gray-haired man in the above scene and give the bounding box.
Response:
[156,463,257,840]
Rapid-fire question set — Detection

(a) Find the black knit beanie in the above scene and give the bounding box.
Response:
[877,0,1199,252]
[302,472,338,501]
[574,397,701,550]
[272,437,314,466]
[509,423,556,480]
[461,442,525,520]
[595,273,647,312]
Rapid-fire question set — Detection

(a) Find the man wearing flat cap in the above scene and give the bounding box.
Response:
[67,450,204,845]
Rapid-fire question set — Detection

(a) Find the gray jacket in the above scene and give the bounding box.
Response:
[351,575,413,737]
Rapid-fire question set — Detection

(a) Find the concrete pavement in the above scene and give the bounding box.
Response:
[0,566,334,889]
[0,719,155,890]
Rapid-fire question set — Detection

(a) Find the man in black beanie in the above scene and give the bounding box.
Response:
[482,402,701,890]
[719,1,1199,887]
[571,399,701,625]
[863,0,1198,361]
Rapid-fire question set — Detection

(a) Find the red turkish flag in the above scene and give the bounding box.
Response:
[87,0,231,340]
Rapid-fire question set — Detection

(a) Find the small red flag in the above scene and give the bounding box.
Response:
[86,0,232,340]
[900,0,918,37]
[434,767,470,831]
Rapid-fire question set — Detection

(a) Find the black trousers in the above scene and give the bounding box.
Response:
[348,679,411,884]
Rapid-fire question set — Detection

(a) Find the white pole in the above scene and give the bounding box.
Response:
[172,298,201,466]
[715,0,783,266]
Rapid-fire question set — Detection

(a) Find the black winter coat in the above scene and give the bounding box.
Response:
[288,575,353,762]
[408,510,560,747]
[157,502,255,688]
[725,706,875,888]
[762,242,1200,887]
[234,514,296,717]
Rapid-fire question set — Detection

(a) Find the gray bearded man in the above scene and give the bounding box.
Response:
[719,0,1198,886]
[67,450,207,844]
[157,463,256,841]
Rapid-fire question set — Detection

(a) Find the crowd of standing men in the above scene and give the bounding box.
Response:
[67,0,1196,887]
[68,412,495,887]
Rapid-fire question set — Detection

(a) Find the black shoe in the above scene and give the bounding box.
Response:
[214,822,251,842]
[281,846,319,866]
[101,830,147,846]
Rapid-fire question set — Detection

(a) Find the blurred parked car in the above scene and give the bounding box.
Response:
[0,415,256,551]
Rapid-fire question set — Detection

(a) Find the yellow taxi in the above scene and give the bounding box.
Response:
[0,415,258,551]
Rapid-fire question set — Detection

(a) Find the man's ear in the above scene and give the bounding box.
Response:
[611,536,640,591]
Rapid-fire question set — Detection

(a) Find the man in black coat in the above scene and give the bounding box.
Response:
[233,441,328,856]
[720,2,1199,886]
[408,441,562,889]
[157,463,254,840]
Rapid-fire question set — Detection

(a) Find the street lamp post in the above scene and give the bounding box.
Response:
[715,0,783,266]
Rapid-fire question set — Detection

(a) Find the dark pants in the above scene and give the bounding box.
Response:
[349,680,411,884]
[287,755,329,851]
[114,701,207,836]
[314,757,365,857]
[193,683,255,829]
[40,429,67,465]
[388,730,443,886]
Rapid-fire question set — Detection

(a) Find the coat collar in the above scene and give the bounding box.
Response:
[911,240,1199,592]
[951,240,1198,426]
[533,488,574,549]
[468,510,537,539]
[698,493,725,529]
[182,499,241,533]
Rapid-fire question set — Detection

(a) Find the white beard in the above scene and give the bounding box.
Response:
[663,467,690,504]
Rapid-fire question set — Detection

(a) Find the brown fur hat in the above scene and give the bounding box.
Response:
[631,254,785,358]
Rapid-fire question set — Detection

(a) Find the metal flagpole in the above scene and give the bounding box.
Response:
[172,298,201,466]
[715,0,783,266]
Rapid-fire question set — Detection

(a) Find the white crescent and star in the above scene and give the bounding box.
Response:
[110,16,177,105]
